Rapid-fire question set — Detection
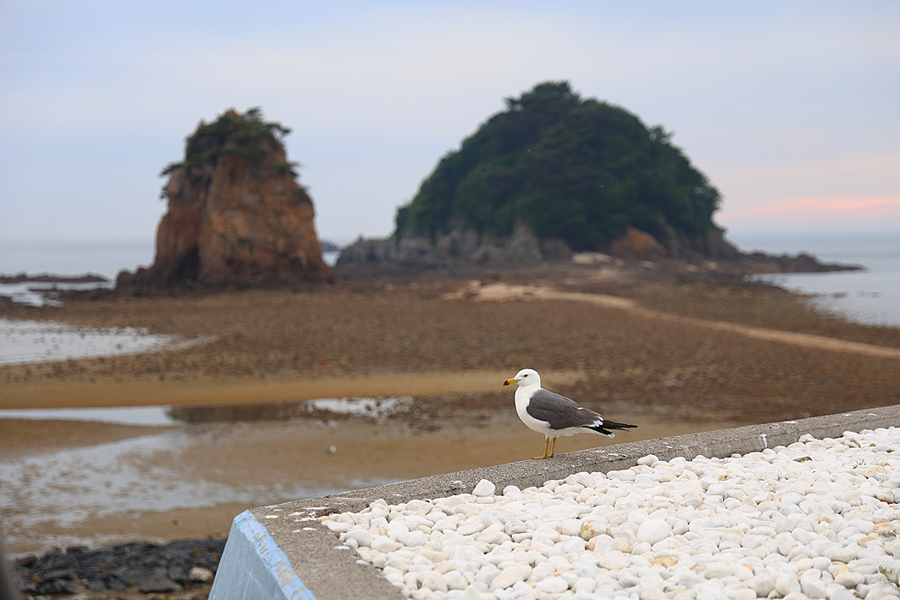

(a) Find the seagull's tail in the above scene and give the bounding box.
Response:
[588,419,637,438]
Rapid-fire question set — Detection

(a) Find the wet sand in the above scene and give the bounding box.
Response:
[2,264,900,555]
[0,370,530,409]
[0,411,742,555]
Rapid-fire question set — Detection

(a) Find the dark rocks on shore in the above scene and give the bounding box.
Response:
[0,273,113,308]
[0,273,109,284]
[319,239,342,253]
[335,225,862,276]
[738,250,863,274]
[336,223,572,272]
[14,537,225,597]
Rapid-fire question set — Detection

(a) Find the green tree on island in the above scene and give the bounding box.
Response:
[395,81,722,251]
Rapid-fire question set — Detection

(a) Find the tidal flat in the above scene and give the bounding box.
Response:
[2,263,899,555]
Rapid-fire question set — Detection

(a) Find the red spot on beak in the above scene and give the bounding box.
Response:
[503,380,511,386]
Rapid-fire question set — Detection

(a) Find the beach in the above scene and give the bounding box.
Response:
[2,262,900,561]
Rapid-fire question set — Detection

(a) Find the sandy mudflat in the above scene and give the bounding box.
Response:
[0,412,743,555]
[3,264,899,420]
[2,263,900,554]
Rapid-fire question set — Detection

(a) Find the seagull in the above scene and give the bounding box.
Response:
[504,368,636,459]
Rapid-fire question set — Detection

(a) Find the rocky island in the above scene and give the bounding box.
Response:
[118,108,332,289]
[338,82,856,275]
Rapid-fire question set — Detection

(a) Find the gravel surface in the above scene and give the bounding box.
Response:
[323,427,900,600]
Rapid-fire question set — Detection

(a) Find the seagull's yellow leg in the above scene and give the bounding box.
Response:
[549,437,558,458]
[534,437,552,459]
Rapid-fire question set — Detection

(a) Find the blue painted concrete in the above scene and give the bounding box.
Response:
[209,510,316,600]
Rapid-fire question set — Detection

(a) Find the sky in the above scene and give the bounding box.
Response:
[1,0,898,249]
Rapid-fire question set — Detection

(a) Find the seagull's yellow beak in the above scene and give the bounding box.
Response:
[503,377,518,387]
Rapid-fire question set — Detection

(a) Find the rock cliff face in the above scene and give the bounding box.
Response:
[121,110,331,288]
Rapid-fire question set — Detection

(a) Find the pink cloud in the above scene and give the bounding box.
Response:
[724,196,900,223]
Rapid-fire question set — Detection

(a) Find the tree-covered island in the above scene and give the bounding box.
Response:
[396,81,720,252]
[338,81,778,269]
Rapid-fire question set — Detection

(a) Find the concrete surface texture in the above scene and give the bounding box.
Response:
[209,404,900,600]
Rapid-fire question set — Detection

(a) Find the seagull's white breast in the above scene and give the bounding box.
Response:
[514,385,555,436]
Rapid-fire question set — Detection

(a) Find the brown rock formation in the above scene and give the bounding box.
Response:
[123,109,332,287]
[607,226,666,261]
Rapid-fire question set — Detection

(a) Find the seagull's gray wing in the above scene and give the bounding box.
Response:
[525,389,603,431]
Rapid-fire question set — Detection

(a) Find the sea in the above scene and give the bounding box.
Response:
[726,229,900,329]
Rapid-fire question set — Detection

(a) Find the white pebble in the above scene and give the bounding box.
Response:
[618,570,640,587]
[371,537,403,553]
[640,587,667,600]
[829,545,859,563]
[472,479,495,497]
[443,571,468,591]
[776,572,802,596]
[866,582,900,600]
[637,519,672,545]
[835,571,866,588]
[488,569,522,592]
[422,573,448,592]
[536,576,569,593]
[703,562,732,579]
[598,550,630,570]
[343,528,373,548]
[475,567,501,587]
[325,520,353,533]
[831,589,861,600]
[706,516,736,528]
[590,535,615,554]
[800,573,827,599]
[457,522,484,536]
[579,518,608,540]
[753,572,776,597]
[397,530,429,547]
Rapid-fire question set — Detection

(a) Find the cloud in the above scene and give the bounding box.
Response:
[723,196,900,224]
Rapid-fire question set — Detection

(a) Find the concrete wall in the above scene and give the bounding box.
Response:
[209,404,900,600]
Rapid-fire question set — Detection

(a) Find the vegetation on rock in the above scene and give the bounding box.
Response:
[395,81,722,251]
[159,107,299,194]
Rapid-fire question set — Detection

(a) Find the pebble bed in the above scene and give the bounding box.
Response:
[322,428,900,600]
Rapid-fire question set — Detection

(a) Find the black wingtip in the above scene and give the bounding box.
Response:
[589,420,637,436]
[604,419,637,430]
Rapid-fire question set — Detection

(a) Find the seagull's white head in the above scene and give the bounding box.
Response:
[503,368,541,388]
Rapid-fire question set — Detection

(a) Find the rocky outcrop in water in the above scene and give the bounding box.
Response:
[120,109,332,288]
[0,274,108,284]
